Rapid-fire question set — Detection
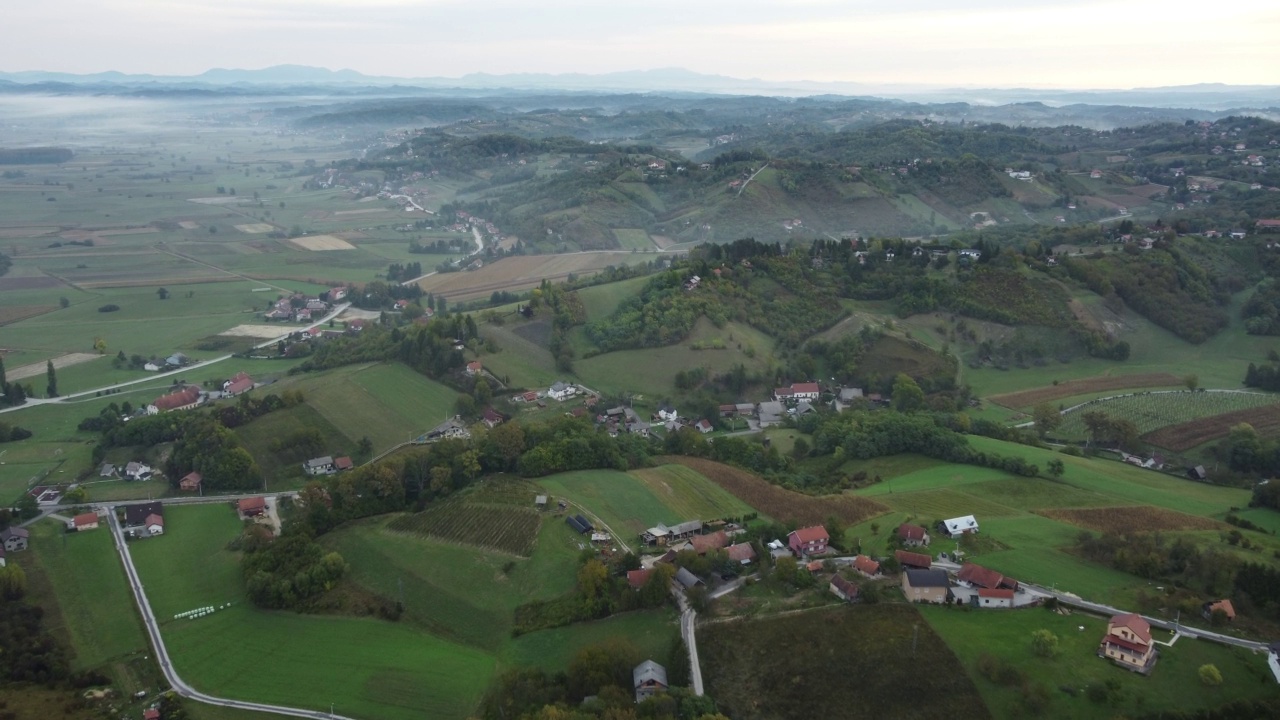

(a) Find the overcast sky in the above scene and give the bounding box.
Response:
[3,0,1277,88]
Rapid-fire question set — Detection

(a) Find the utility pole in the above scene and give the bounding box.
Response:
[912,623,919,656]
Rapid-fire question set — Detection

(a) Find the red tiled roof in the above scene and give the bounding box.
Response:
[179,471,202,489]
[153,385,200,411]
[334,456,354,470]
[897,523,928,541]
[691,530,728,554]
[978,588,1014,599]
[791,382,820,394]
[806,560,824,572]
[1109,613,1152,644]
[145,513,164,528]
[238,497,266,513]
[789,526,829,544]
[853,555,880,576]
[225,372,253,395]
[726,543,757,563]
[467,361,482,372]
[830,574,859,598]
[895,550,932,569]
[1103,635,1151,654]
[1207,599,1236,619]
[627,568,651,589]
[73,512,98,527]
[957,563,1005,590]
[143,709,160,720]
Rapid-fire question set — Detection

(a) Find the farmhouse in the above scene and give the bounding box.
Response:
[975,588,1015,608]
[0,527,27,552]
[1099,613,1157,673]
[179,471,202,492]
[482,408,505,429]
[851,555,882,578]
[465,361,483,376]
[633,660,668,703]
[238,497,267,518]
[691,530,728,555]
[1202,599,1236,622]
[642,519,702,546]
[223,372,254,396]
[144,514,165,536]
[694,418,714,434]
[334,456,354,472]
[788,526,829,557]
[773,382,820,402]
[548,381,577,401]
[304,456,337,475]
[69,512,99,532]
[939,515,979,538]
[757,401,785,427]
[829,574,860,603]
[897,523,930,547]
[535,494,547,510]
[902,568,951,604]
[955,563,1018,591]
[656,404,678,422]
[152,385,202,413]
[725,542,757,565]
[895,550,932,570]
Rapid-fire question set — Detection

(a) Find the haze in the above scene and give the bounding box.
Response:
[3,0,1277,89]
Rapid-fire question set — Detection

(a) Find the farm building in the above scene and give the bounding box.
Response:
[642,520,702,546]
[787,526,829,557]
[334,456,354,471]
[674,567,703,589]
[179,471,202,492]
[897,523,930,547]
[535,495,547,510]
[223,372,254,396]
[691,530,728,555]
[895,550,932,570]
[69,512,99,532]
[151,385,202,413]
[902,569,951,604]
[99,463,116,478]
[829,574,859,603]
[955,563,1018,591]
[773,382,820,402]
[831,387,864,412]
[939,515,979,538]
[1099,613,1157,674]
[1,527,30,552]
[239,497,267,518]
[974,588,1014,608]
[757,400,785,427]
[726,542,757,565]
[627,569,651,590]
[566,515,593,534]
[633,660,668,703]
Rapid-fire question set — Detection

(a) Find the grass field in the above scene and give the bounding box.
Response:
[921,604,1280,719]
[627,464,758,521]
[501,609,676,670]
[26,519,148,671]
[611,228,655,251]
[576,275,651,323]
[536,469,678,536]
[233,402,354,490]
[1055,390,1280,442]
[388,503,542,556]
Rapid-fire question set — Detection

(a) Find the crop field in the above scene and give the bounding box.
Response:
[878,487,1026,519]
[1055,390,1280,442]
[659,457,888,526]
[5,352,101,380]
[611,228,655,250]
[26,519,148,671]
[220,323,290,339]
[234,223,275,233]
[701,605,986,720]
[388,504,542,556]
[1037,506,1224,533]
[628,464,759,521]
[988,372,1183,408]
[1144,402,1280,451]
[415,252,642,302]
[287,234,357,251]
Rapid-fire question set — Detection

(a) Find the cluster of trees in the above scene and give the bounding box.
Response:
[1214,422,1280,476]
[241,529,348,610]
[0,419,33,444]
[296,320,469,380]
[1243,356,1280,391]
[386,262,423,282]
[1233,563,1280,622]
[409,238,470,254]
[514,556,674,635]
[0,577,74,684]
[1241,283,1280,335]
[348,279,424,310]
[166,415,264,492]
[0,358,32,407]
[1075,531,1238,597]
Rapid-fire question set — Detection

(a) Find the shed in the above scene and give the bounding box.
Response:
[675,567,703,589]
[633,660,668,703]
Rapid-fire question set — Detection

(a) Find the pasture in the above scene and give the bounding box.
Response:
[628,464,758,521]
[1037,506,1224,533]
[611,228,655,251]
[1055,390,1280,443]
[536,469,676,536]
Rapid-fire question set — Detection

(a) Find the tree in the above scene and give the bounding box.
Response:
[1198,663,1223,687]
[0,563,27,601]
[45,359,57,398]
[891,373,924,412]
[357,436,373,456]
[1030,629,1059,658]
[1184,374,1200,392]
[62,486,88,504]
[157,287,170,300]
[59,296,70,308]
[93,337,107,355]
[1046,458,1065,478]
[1032,402,1062,438]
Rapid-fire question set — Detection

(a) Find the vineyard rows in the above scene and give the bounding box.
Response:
[389,503,541,556]
[1144,403,1280,452]
[1056,391,1280,441]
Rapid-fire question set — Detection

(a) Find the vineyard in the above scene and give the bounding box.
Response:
[388,504,541,556]
[468,476,543,507]
[1144,402,1280,452]
[658,456,888,526]
[1055,391,1280,442]
[1037,506,1223,533]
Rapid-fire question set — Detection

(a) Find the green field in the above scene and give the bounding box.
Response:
[537,469,676,537]
[503,609,676,670]
[1055,390,1280,441]
[576,275,651,323]
[611,228,655,251]
[233,402,354,490]
[25,518,148,671]
[627,464,758,521]
[922,604,1280,719]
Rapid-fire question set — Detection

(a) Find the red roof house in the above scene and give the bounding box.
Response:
[466,361,483,375]
[238,496,267,517]
[179,471,202,492]
[897,523,930,546]
[852,555,881,578]
[1203,599,1236,621]
[224,372,253,396]
[627,568,651,590]
[956,563,1017,591]
[71,512,99,531]
[334,456,354,471]
[691,530,728,555]
[895,549,932,570]
[787,526,830,556]
[143,709,160,720]
[725,542,757,564]
[152,385,201,412]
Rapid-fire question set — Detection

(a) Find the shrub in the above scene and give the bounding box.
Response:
[97,304,120,313]
[1198,664,1222,687]
[1030,629,1059,658]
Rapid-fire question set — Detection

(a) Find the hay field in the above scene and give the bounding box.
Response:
[414,252,638,302]
[288,235,358,251]
[234,223,275,234]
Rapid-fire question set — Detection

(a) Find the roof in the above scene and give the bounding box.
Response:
[978,588,1015,600]
[691,530,728,554]
[0,526,29,539]
[466,360,482,371]
[334,456,354,470]
[904,568,950,588]
[838,387,863,401]
[895,550,932,569]
[145,513,165,528]
[791,382,820,394]
[852,555,880,575]
[483,407,504,424]
[225,372,253,395]
[1206,599,1236,619]
[633,660,668,688]
[789,526,829,545]
[306,456,334,468]
[674,567,703,588]
[73,512,98,527]
[143,709,160,720]
[665,519,702,536]
[627,569,651,589]
[180,471,202,487]
[549,381,572,393]
[897,523,928,541]
[238,496,266,513]
[535,494,547,504]
[957,563,1006,590]
[1109,613,1152,644]
[943,515,979,533]
[99,463,116,477]
[806,560,824,572]
[830,574,859,597]
[153,385,201,411]
[123,502,163,527]
[725,543,757,563]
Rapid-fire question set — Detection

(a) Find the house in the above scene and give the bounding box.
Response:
[656,404,678,422]
[1188,465,1208,481]
[179,471,202,492]
[143,707,161,720]
[641,519,702,546]
[1230,229,1248,240]
[633,660,669,703]
[852,555,881,578]
[901,568,951,604]
[976,588,1015,608]
[725,542,757,565]
[939,515,979,538]
[897,523,930,547]
[829,574,860,603]
[956,563,1017,591]
[0,527,27,552]
[70,512,99,532]
[1202,599,1236,622]
[223,372,253,396]
[482,407,505,429]
[144,513,165,536]
[757,400,785,427]
[122,502,164,537]
[674,567,703,589]
[465,361,483,376]
[694,418,714,434]
[143,362,162,372]
[895,550,932,570]
[788,526,829,557]
[304,456,337,475]
[774,382,820,402]
[691,530,728,555]
[831,387,864,412]
[548,381,577,401]
[627,569,651,590]
[165,353,189,368]
[1099,613,1157,673]
[99,463,117,478]
[805,560,823,573]
[238,497,267,517]
[152,385,202,413]
[334,456,354,471]
[124,462,153,480]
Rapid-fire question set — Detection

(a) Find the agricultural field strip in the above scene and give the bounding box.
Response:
[387,503,541,556]
[1056,389,1280,438]
[988,372,1182,409]
[1145,402,1280,451]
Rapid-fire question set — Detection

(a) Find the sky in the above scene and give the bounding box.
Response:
[3,0,1278,88]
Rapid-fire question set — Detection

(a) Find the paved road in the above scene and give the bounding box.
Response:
[672,588,705,696]
[107,505,356,719]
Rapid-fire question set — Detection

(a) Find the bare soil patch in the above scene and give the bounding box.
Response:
[0,305,58,326]
[178,221,200,230]
[1067,298,1104,333]
[0,275,64,290]
[234,223,275,234]
[220,324,289,339]
[1144,404,1280,451]
[989,373,1181,409]
[414,253,632,302]
[1037,506,1222,533]
[287,235,357,251]
[7,352,101,381]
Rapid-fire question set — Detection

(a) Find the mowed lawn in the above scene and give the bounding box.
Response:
[538,470,683,537]
[628,464,758,521]
[921,605,1279,720]
[130,504,494,720]
[502,609,677,671]
[304,362,460,453]
[27,519,148,670]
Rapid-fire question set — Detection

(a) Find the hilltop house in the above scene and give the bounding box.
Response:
[69,512,99,532]
[1099,613,1157,673]
[830,574,860,603]
[788,526,830,557]
[902,568,951,604]
[939,515,980,538]
[633,660,668,703]
[897,523,931,547]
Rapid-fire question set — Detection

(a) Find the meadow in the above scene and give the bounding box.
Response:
[628,464,758,521]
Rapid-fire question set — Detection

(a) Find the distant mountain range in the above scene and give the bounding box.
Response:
[0,65,1277,109]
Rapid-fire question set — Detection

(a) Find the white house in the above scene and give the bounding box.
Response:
[548,381,577,401]
[657,404,678,422]
[124,462,153,480]
[940,515,980,538]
